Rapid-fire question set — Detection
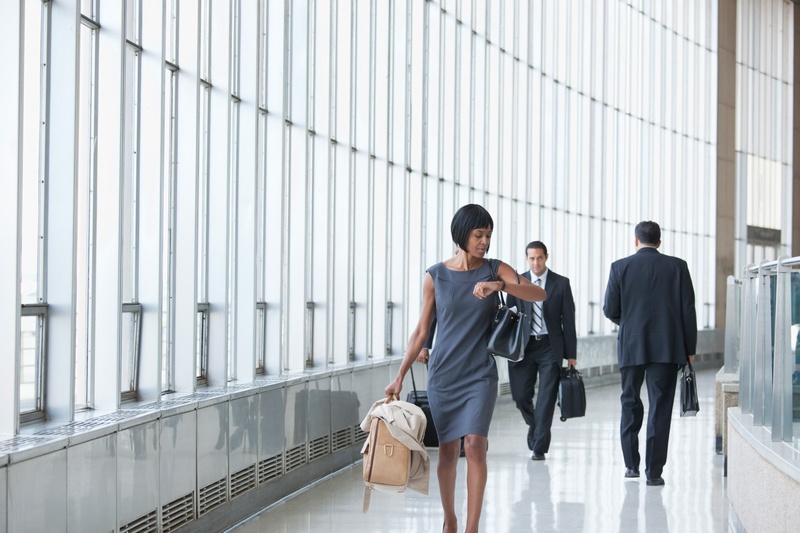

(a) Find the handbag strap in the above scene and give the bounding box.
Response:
[495,270,520,308]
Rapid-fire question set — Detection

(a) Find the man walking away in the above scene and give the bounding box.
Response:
[603,221,697,486]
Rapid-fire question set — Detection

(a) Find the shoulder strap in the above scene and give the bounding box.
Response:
[490,258,500,280]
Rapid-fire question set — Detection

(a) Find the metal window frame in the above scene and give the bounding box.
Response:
[20,304,48,423]
[196,302,210,385]
[120,302,142,402]
[161,65,179,395]
[255,301,267,374]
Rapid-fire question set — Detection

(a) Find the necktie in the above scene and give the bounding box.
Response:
[532,278,543,335]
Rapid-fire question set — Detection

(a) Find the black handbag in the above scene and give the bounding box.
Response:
[487,272,526,362]
[680,361,699,417]
[558,366,587,421]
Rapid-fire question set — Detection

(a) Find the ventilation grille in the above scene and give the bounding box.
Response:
[198,477,227,516]
[120,509,158,533]
[308,435,330,462]
[231,464,257,499]
[161,492,194,533]
[331,426,354,452]
[258,453,284,484]
[354,423,369,445]
[498,381,512,396]
[284,444,307,473]
[0,435,55,452]
[36,410,144,435]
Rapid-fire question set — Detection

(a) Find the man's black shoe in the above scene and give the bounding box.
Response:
[531,452,545,461]
[527,427,535,451]
[625,468,640,478]
[646,477,665,486]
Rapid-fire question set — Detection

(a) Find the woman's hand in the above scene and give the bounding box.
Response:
[416,348,430,364]
[385,377,403,397]
[473,280,503,299]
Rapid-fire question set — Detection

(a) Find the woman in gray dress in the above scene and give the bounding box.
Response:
[385,204,546,533]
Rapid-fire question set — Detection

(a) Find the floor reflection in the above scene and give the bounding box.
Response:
[229,367,729,533]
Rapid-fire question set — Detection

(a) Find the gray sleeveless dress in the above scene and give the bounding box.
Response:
[426,259,499,444]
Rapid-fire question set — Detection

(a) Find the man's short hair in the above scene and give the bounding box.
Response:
[451,204,494,251]
[635,221,661,245]
[526,241,548,256]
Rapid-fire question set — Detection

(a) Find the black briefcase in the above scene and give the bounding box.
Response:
[558,367,586,421]
[407,366,439,447]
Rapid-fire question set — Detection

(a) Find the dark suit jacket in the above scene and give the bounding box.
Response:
[508,269,577,361]
[603,247,697,368]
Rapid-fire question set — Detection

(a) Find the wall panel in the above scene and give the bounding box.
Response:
[67,435,116,533]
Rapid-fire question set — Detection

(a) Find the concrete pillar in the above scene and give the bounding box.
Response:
[716,0,737,329]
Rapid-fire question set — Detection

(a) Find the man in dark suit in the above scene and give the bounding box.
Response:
[603,221,697,486]
[507,241,577,461]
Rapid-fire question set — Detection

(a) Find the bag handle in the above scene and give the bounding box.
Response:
[495,269,520,308]
[409,366,419,397]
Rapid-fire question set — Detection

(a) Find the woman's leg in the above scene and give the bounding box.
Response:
[438,438,461,533]
[463,434,488,533]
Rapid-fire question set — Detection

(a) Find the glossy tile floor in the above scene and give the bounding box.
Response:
[229,367,732,533]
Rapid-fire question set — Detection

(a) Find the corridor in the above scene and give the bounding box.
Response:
[230,367,731,533]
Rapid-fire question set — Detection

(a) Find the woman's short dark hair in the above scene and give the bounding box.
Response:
[451,204,494,251]
[635,221,661,245]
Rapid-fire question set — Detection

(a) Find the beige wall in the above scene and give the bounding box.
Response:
[716,0,737,329]
[795,7,800,258]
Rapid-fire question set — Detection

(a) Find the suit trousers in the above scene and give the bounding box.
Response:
[619,363,679,479]
[507,336,560,454]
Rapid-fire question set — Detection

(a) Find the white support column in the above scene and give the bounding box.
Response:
[173,5,201,393]
[137,0,167,400]
[45,2,81,422]
[0,0,23,435]
[206,0,232,385]
[93,1,125,411]
[234,0,260,382]
[283,0,310,372]
[264,0,287,375]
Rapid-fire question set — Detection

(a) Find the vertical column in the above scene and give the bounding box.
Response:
[137,0,166,400]
[173,5,200,392]
[0,0,23,434]
[283,0,310,370]
[93,1,124,411]
[794,7,800,257]
[45,2,81,421]
[234,0,259,381]
[716,0,737,329]
[207,0,232,385]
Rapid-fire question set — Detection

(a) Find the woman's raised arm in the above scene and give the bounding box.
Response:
[498,261,546,302]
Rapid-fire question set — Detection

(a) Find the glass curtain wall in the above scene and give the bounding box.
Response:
[735,0,794,270]
[4,0,719,428]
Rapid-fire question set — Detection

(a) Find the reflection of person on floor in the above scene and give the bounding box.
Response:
[603,221,697,487]
[385,204,546,533]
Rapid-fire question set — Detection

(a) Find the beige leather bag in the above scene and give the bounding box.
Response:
[360,395,412,512]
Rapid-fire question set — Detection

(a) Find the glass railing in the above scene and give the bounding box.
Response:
[730,256,800,443]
